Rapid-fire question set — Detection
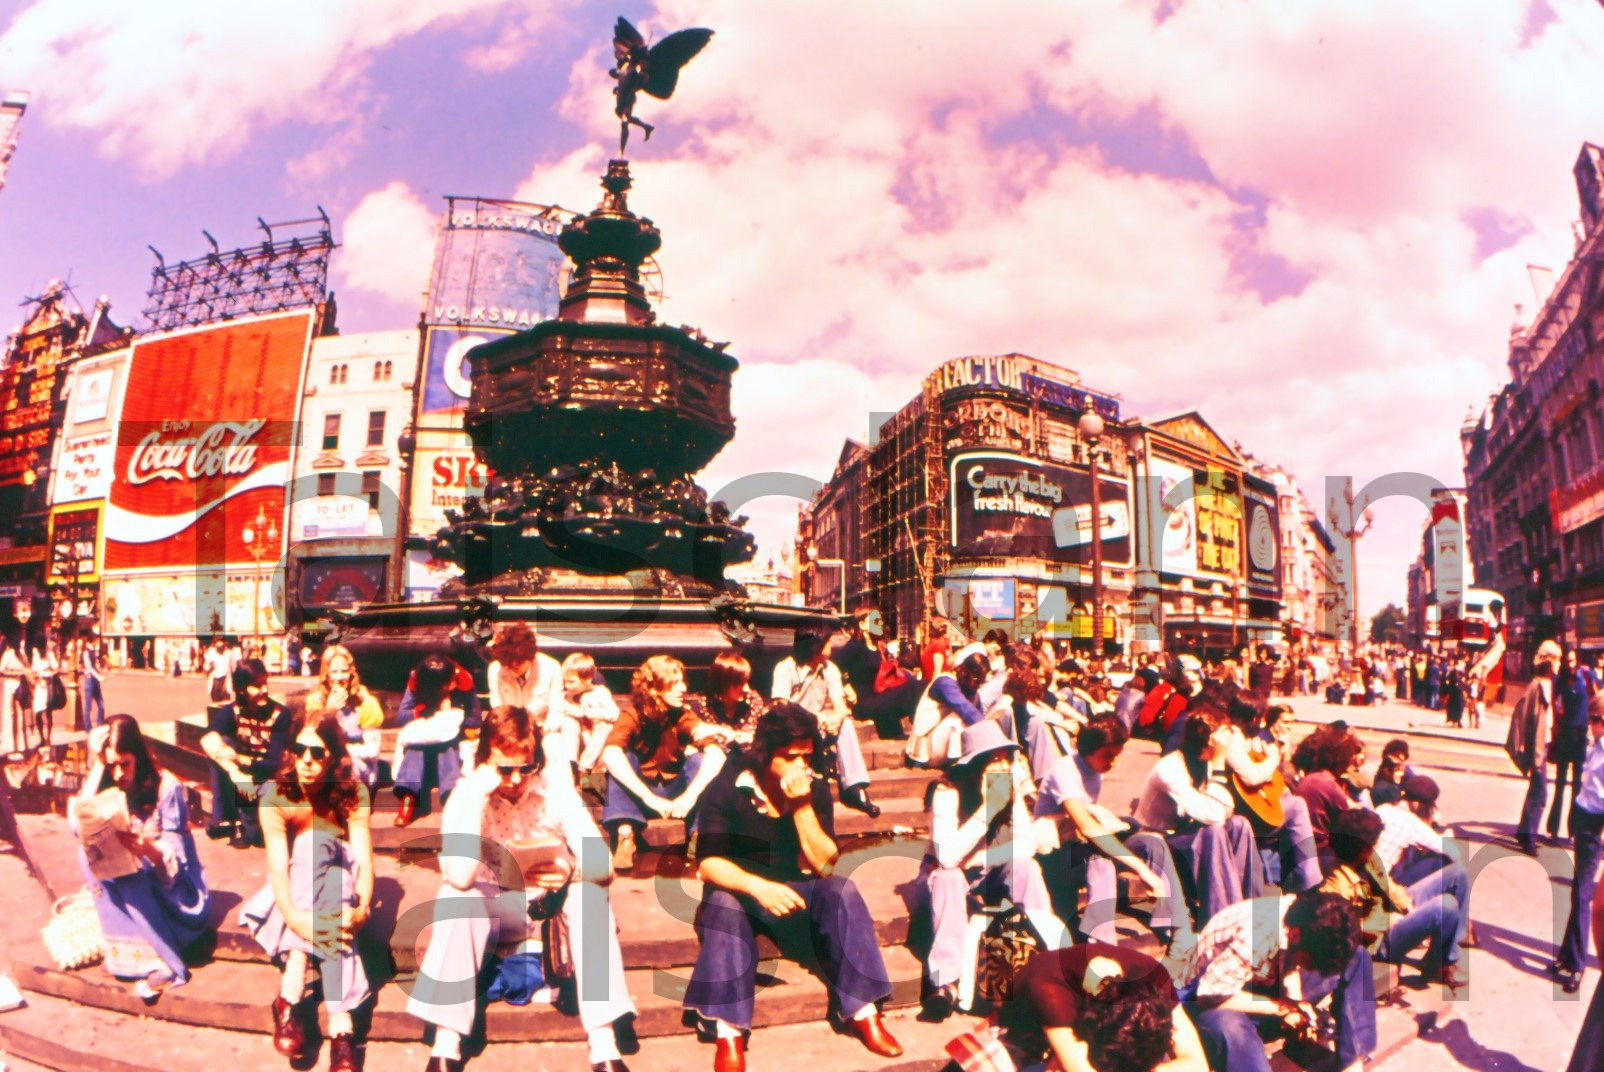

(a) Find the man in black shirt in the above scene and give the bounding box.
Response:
[199,658,291,846]
[684,702,900,1072]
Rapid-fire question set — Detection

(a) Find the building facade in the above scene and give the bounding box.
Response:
[288,329,420,631]
[799,354,1132,648]
[1464,143,1604,666]
[0,282,129,649]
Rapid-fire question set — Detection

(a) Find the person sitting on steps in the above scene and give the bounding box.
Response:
[683,701,902,1072]
[392,654,483,828]
[200,658,291,847]
[407,704,638,1072]
[239,711,375,1072]
[600,654,726,872]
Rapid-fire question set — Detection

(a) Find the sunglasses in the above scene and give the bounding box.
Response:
[288,742,327,761]
[495,763,538,777]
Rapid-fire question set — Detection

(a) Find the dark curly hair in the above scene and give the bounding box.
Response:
[1285,891,1362,976]
[489,622,539,666]
[273,711,361,830]
[1296,724,1365,776]
[747,701,824,775]
[1077,987,1177,1072]
[1329,805,1385,867]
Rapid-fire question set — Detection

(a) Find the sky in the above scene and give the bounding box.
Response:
[3,0,1604,623]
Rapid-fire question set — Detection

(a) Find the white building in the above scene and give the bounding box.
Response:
[288,329,420,626]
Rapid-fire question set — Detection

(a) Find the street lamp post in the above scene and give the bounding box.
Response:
[1328,478,1375,655]
[1079,412,1105,657]
[240,505,279,657]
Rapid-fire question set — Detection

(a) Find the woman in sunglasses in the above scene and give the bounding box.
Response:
[407,704,637,1072]
[240,712,374,1072]
[70,715,213,1001]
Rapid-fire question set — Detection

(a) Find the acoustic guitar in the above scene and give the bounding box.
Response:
[1229,741,1286,831]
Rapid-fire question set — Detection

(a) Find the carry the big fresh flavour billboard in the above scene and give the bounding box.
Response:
[103,311,313,572]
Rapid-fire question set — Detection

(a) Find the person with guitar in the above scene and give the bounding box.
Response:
[1218,691,1324,894]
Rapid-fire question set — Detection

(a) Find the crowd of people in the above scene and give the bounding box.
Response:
[59,611,1601,1072]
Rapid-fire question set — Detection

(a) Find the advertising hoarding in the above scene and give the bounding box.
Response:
[417,198,567,431]
[425,198,566,332]
[409,444,489,540]
[295,495,372,541]
[73,367,115,424]
[103,571,282,636]
[1149,457,1201,577]
[53,431,115,505]
[948,452,1131,567]
[300,557,386,609]
[1244,479,1281,598]
[417,326,509,428]
[103,310,313,573]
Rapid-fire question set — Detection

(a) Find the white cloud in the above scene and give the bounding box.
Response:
[498,0,1604,615]
[0,0,567,180]
[336,179,436,314]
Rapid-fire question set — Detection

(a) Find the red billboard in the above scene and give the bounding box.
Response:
[104,311,313,572]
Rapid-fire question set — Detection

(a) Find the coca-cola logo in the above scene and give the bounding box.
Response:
[127,419,267,485]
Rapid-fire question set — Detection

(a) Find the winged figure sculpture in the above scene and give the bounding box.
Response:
[610,16,713,155]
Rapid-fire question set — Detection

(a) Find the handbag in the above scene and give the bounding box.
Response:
[46,675,67,711]
[973,906,1041,1006]
[873,655,911,694]
[41,887,104,970]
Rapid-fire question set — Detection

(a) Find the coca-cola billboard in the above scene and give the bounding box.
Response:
[104,311,313,572]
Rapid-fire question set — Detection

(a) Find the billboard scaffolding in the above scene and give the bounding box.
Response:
[143,211,336,332]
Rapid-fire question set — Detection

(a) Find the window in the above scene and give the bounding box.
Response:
[317,473,337,497]
[367,409,386,447]
[322,413,341,451]
[373,360,393,382]
[328,363,347,385]
[385,360,394,380]
[362,471,382,511]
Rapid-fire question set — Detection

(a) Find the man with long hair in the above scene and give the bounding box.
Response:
[684,702,899,1072]
[199,658,291,847]
[1180,892,1373,1072]
[408,705,637,1072]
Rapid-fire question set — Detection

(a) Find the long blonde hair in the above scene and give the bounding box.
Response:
[309,643,366,713]
[631,655,685,721]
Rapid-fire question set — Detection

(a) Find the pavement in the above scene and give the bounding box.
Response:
[1,676,1591,1071]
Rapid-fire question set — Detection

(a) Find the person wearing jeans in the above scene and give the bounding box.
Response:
[600,655,724,871]
[684,702,899,1072]
[1320,808,1465,989]
[81,639,106,730]
[407,705,636,1072]
[1551,696,1604,993]
[1509,640,1561,855]
[1180,893,1373,1072]
[1551,650,1601,840]
[1033,714,1192,966]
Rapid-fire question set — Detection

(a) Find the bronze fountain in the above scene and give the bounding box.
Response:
[339,17,839,692]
